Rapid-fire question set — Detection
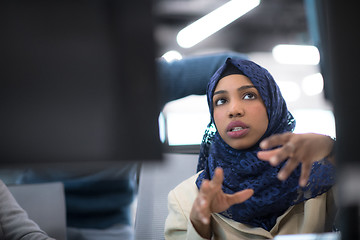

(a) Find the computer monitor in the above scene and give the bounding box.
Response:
[0,1,162,167]
[309,0,360,239]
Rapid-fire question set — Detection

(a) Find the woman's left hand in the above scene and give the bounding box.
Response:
[190,167,253,238]
[257,132,335,187]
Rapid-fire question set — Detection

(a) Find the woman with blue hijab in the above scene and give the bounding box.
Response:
[165,58,336,239]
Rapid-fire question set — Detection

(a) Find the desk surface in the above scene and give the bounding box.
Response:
[274,232,340,240]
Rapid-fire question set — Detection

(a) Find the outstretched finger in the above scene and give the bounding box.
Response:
[258,142,296,166]
[277,157,300,181]
[227,189,254,206]
[260,132,292,150]
[257,148,281,160]
[200,169,222,197]
[299,163,311,187]
[257,148,282,166]
[199,179,211,194]
[271,142,296,165]
[211,167,224,187]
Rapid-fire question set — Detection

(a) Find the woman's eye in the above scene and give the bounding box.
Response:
[215,98,227,106]
[243,93,256,100]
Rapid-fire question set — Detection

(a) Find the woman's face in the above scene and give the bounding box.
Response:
[212,74,269,150]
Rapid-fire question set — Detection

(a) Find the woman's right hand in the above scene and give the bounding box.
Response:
[190,167,254,238]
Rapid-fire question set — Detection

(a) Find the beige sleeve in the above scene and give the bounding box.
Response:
[165,181,208,240]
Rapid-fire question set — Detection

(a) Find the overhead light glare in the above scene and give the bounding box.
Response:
[272,44,320,65]
[302,73,324,96]
[176,0,260,48]
[158,113,166,143]
[161,50,183,62]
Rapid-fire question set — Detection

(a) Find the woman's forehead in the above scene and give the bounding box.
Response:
[214,74,253,91]
[212,74,258,97]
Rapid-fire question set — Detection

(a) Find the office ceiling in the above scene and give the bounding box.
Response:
[154,0,310,57]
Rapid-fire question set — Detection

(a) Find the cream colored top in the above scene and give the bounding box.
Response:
[165,172,336,240]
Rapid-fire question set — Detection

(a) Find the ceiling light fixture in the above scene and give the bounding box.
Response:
[176,0,260,48]
[161,50,183,62]
[302,73,324,96]
[272,44,320,65]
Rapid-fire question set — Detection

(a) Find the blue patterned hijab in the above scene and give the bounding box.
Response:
[196,58,335,231]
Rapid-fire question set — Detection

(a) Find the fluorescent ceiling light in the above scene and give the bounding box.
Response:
[158,113,166,143]
[161,50,183,62]
[176,0,260,48]
[272,44,320,65]
[302,73,324,96]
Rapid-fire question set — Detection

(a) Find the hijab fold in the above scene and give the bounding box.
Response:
[196,58,335,231]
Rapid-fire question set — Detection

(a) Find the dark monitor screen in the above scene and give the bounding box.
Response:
[310,0,360,239]
[0,1,162,167]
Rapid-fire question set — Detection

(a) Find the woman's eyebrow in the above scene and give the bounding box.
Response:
[213,90,226,96]
[214,85,256,96]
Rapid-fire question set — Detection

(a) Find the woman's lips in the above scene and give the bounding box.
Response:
[226,121,249,138]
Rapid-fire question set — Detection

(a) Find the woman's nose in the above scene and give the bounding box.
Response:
[228,101,244,118]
